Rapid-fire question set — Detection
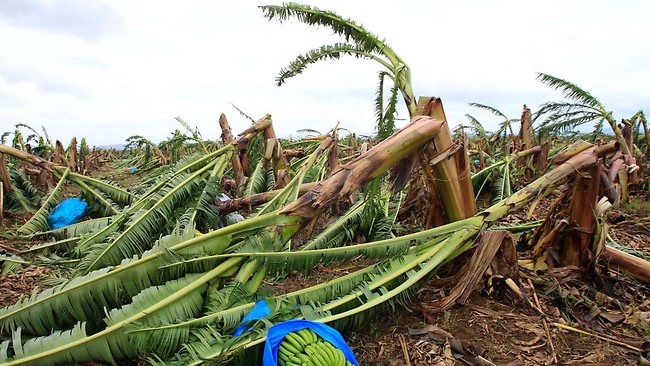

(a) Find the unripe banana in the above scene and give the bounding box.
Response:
[284,333,305,353]
[324,343,343,366]
[315,342,331,362]
[297,353,314,364]
[318,349,333,366]
[306,344,329,366]
[309,353,325,366]
[289,355,304,364]
[294,329,308,345]
[278,349,292,363]
[298,329,316,344]
[286,332,301,345]
[333,343,347,366]
[337,350,346,366]
[303,344,316,356]
[309,329,320,343]
[280,329,356,366]
[280,341,301,356]
[336,347,347,366]
[314,344,331,364]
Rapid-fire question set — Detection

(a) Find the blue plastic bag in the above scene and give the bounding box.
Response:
[263,320,359,366]
[233,300,271,336]
[47,198,89,229]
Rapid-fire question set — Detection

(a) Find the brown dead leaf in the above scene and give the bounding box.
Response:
[584,304,601,322]
[408,325,455,342]
[598,310,625,324]
[436,342,455,366]
[512,333,543,347]
[625,310,650,325]
[564,352,604,364]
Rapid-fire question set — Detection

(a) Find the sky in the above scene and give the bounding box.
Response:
[1,0,649,146]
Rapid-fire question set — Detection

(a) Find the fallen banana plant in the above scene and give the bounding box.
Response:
[0,113,449,365]
[145,139,619,365]
[0,112,622,365]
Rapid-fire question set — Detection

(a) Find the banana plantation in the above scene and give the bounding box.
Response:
[0,3,649,366]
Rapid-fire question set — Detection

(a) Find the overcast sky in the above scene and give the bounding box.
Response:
[1,0,649,145]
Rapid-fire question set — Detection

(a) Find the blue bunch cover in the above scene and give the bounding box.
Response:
[263,320,359,366]
[129,167,138,173]
[233,300,272,336]
[47,198,89,229]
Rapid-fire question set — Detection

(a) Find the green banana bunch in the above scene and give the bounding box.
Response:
[277,329,354,366]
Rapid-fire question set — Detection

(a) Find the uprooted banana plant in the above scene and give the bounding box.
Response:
[0,107,624,365]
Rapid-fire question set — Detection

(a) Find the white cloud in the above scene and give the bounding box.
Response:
[0,0,649,145]
[0,0,124,41]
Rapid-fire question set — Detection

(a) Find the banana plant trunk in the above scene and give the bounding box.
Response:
[68,137,79,172]
[0,153,12,194]
[518,104,533,150]
[263,118,291,189]
[621,120,639,186]
[218,113,246,188]
[0,144,54,172]
[642,114,650,158]
[561,163,602,268]
[529,142,627,271]
[532,141,550,172]
[601,247,650,283]
[53,140,66,166]
[415,97,476,222]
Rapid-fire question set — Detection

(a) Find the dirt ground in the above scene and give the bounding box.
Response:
[345,278,649,365]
